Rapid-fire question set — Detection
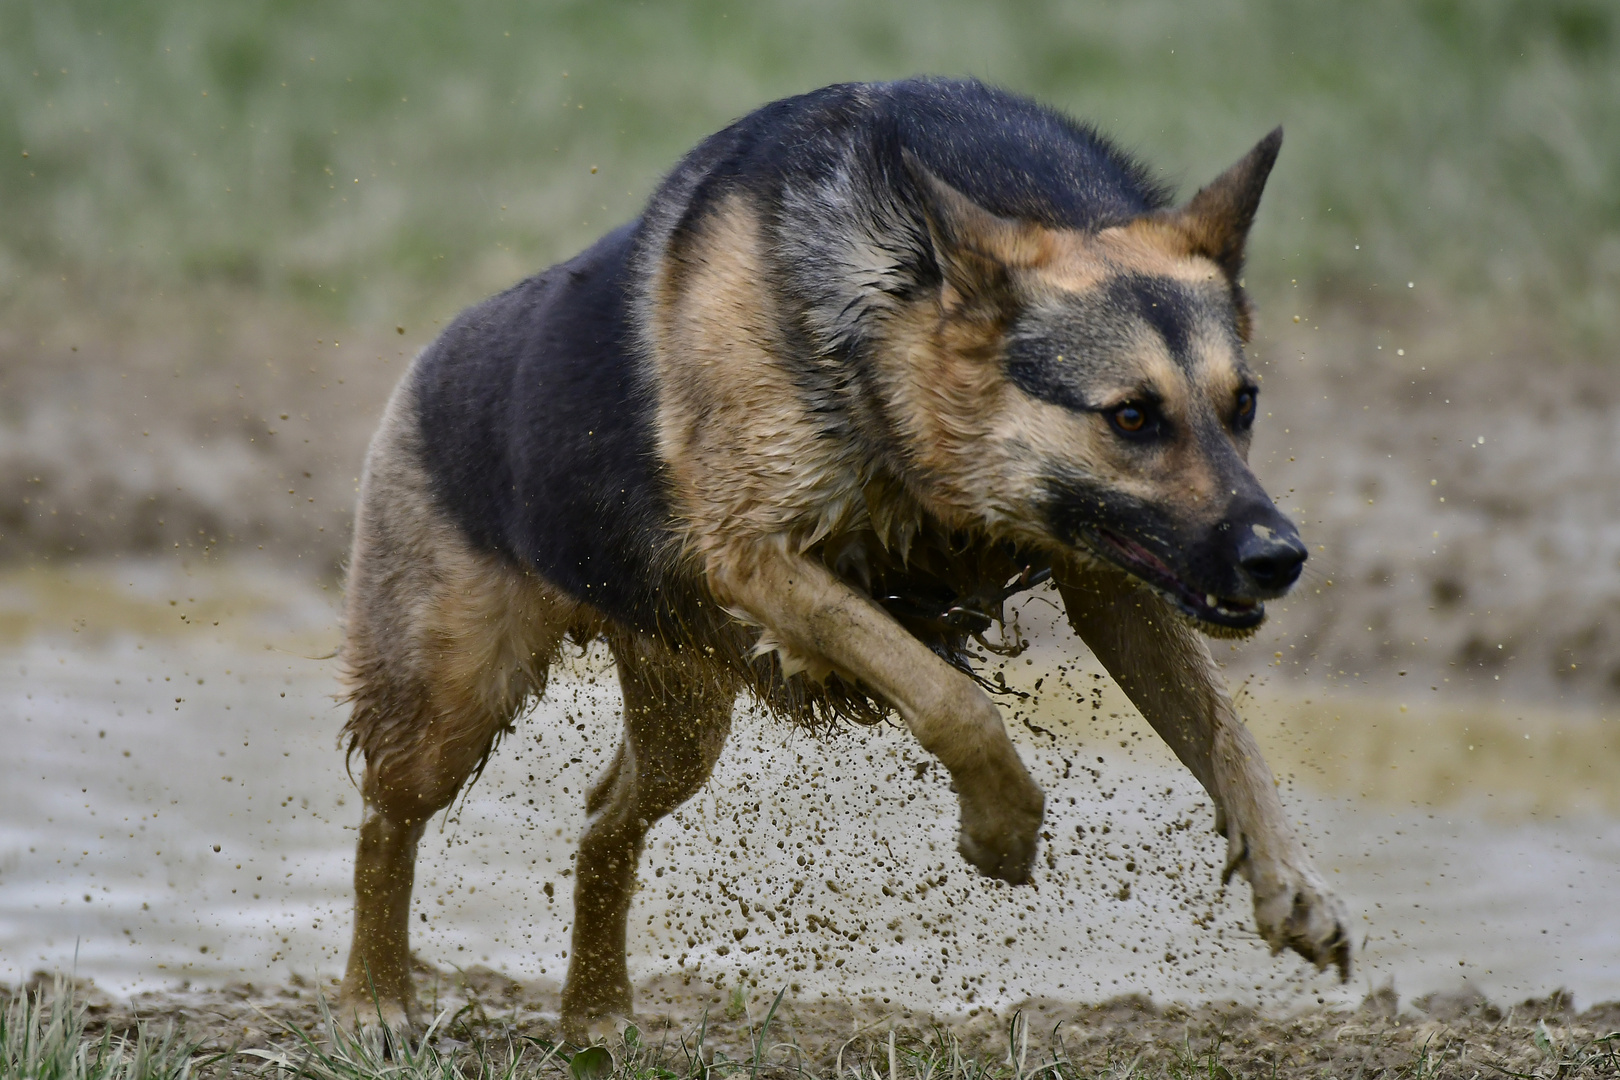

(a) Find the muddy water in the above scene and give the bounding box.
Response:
[2,559,1617,1013]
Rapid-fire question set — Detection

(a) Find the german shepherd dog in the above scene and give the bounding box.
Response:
[337,78,1350,1038]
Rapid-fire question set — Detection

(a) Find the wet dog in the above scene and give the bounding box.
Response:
[335,77,1351,1039]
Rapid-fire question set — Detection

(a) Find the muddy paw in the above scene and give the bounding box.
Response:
[1234,839,1353,981]
[561,981,634,1047]
[955,772,1045,885]
[561,1005,633,1048]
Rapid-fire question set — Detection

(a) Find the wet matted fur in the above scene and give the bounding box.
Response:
[335,77,1351,1040]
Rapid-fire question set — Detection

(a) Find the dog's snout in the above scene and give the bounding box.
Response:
[1236,525,1306,592]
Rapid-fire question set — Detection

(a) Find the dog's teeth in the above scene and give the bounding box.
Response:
[1205,594,1218,608]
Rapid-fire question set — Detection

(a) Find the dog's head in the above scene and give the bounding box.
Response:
[892,131,1303,635]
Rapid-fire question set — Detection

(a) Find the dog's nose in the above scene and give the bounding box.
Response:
[1236,526,1307,592]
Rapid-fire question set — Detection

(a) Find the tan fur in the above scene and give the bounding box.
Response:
[648,196,870,560]
[335,127,1347,1043]
[824,247,1237,557]
[337,380,748,1040]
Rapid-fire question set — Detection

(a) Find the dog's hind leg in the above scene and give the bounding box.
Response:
[1056,563,1352,980]
[337,547,574,1032]
[336,389,578,1031]
[560,634,736,1043]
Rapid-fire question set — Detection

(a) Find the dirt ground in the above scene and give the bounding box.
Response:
[12,967,1620,1078]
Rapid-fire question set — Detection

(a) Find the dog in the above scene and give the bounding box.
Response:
[335,77,1351,1040]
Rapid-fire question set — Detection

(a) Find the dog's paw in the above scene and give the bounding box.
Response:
[1229,834,1353,981]
[955,769,1045,885]
[561,978,634,1047]
[561,1005,634,1049]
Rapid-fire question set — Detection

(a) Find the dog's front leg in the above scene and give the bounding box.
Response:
[714,548,1045,883]
[1056,564,1352,979]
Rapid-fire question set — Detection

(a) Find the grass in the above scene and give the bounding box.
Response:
[0,979,219,1080]
[3,0,1619,349]
[6,979,1620,1080]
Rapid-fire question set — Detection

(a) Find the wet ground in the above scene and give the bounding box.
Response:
[3,557,1617,1023]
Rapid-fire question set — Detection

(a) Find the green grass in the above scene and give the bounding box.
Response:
[3,1,1619,346]
[5,980,1620,1080]
[0,980,217,1080]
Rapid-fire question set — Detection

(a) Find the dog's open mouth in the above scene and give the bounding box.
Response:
[1084,528,1265,631]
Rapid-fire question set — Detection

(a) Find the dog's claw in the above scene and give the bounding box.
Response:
[1220,831,1248,885]
[1230,830,1354,982]
[1327,926,1353,983]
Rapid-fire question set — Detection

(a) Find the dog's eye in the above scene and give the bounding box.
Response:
[1108,403,1155,438]
[1235,389,1258,429]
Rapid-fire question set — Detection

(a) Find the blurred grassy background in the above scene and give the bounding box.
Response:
[4,0,1618,343]
[5,0,1620,702]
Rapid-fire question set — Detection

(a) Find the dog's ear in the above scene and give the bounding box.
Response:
[1125,128,1280,341]
[1148,127,1282,284]
[902,150,1043,317]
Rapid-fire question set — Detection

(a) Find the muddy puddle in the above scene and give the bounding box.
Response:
[2,557,1617,1016]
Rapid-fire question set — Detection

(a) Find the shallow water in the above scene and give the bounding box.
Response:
[2,559,1617,1013]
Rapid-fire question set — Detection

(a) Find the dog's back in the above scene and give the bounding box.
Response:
[410,223,679,633]
[403,77,1168,651]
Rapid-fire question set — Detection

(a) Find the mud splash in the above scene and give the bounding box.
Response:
[2,558,1617,1015]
